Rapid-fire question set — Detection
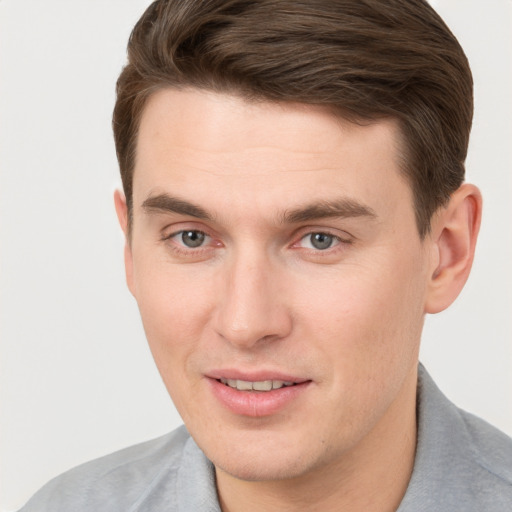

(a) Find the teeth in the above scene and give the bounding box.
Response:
[236,380,253,391]
[219,378,296,391]
[253,381,272,391]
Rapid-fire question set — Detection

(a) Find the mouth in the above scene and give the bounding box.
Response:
[217,378,298,392]
[207,373,311,417]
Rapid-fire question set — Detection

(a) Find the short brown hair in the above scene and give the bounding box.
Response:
[113,0,473,237]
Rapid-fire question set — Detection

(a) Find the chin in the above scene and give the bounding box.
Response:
[215,453,312,482]
[203,431,331,483]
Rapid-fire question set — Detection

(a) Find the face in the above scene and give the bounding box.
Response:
[120,88,434,482]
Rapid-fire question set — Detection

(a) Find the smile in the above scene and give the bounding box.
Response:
[209,375,311,417]
[218,378,296,392]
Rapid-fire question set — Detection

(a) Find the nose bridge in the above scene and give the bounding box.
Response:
[214,245,290,347]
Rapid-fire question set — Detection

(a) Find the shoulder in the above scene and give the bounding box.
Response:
[400,365,512,511]
[19,425,192,512]
[457,407,512,494]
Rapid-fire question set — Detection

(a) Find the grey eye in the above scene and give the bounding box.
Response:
[181,230,206,248]
[309,233,334,250]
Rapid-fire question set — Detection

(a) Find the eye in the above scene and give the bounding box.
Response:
[299,232,339,250]
[170,230,209,248]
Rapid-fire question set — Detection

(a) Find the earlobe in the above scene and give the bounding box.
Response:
[425,184,482,314]
[113,189,135,295]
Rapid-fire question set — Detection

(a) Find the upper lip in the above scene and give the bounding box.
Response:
[206,369,310,383]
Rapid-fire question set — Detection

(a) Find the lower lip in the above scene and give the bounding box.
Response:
[207,378,310,417]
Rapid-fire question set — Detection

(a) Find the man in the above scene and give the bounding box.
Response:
[20,0,512,510]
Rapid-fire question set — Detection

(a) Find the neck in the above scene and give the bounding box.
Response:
[216,366,418,512]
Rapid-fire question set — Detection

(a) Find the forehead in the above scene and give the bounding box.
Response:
[133,88,412,224]
[136,88,401,166]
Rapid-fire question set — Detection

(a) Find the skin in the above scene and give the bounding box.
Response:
[115,88,481,512]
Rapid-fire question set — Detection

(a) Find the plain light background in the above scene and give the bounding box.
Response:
[1,1,511,510]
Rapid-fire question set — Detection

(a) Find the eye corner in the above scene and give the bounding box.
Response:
[296,231,352,250]
[287,228,356,263]
[159,226,225,261]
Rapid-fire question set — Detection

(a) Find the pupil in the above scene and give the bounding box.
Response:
[311,233,333,250]
[182,231,205,248]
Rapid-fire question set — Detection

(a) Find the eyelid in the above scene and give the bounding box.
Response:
[160,224,224,260]
[159,222,353,259]
[160,220,217,241]
[289,227,355,261]
[292,226,354,244]
[162,228,209,243]
[297,232,341,250]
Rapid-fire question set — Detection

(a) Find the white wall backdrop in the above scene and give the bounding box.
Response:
[1,1,510,510]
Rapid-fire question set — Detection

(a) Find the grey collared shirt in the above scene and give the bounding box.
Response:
[19,365,512,511]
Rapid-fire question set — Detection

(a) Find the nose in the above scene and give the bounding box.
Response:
[213,250,292,349]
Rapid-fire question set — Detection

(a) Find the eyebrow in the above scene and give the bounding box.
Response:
[142,194,213,220]
[141,193,377,224]
[282,199,377,224]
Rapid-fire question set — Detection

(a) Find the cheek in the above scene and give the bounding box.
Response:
[131,262,217,420]
[301,250,427,378]
[131,252,215,371]
[295,255,426,439]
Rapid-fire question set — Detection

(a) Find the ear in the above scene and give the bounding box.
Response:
[425,183,482,314]
[114,189,135,295]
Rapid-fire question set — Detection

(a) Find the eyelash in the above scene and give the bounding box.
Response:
[296,232,348,250]
[161,229,215,255]
[161,228,353,258]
